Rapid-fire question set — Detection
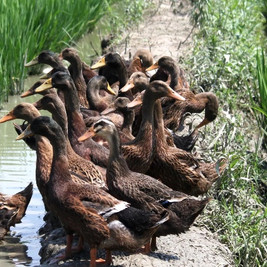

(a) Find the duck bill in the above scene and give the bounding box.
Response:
[120,79,134,93]
[167,87,185,101]
[0,110,16,123]
[35,78,53,93]
[20,89,33,98]
[91,57,106,69]
[78,127,96,142]
[106,83,116,95]
[146,62,159,72]
[24,56,39,67]
[16,124,33,140]
[127,96,143,109]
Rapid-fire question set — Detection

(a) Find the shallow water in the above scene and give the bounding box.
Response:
[0,76,46,267]
[0,24,105,266]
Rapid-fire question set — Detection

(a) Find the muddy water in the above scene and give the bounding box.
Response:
[0,76,46,267]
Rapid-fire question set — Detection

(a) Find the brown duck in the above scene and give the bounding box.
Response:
[147,98,226,196]
[59,47,89,108]
[119,80,185,173]
[79,118,210,251]
[34,71,110,168]
[33,92,106,184]
[127,49,153,77]
[19,116,168,266]
[0,183,33,240]
[147,56,219,131]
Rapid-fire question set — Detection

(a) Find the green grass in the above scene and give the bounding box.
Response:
[185,0,267,266]
[0,0,149,105]
[0,0,111,103]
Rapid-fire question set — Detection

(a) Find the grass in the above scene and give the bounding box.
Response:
[0,0,149,106]
[184,0,267,266]
[254,50,267,147]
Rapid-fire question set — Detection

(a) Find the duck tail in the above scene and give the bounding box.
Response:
[170,197,211,227]
[187,197,211,224]
[152,210,169,228]
[16,182,33,204]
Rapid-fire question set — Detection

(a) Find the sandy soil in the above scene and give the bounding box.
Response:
[39,1,234,266]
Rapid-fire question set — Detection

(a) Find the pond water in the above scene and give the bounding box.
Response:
[0,76,46,267]
[0,24,105,266]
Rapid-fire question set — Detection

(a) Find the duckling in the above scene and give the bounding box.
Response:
[18,116,168,266]
[0,183,33,240]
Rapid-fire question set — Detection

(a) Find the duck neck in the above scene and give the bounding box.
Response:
[153,100,168,148]
[61,82,87,143]
[121,109,134,134]
[169,65,179,90]
[87,85,102,111]
[107,129,130,174]
[49,132,70,183]
[35,136,53,194]
[49,97,68,138]
[68,54,88,107]
[47,56,65,69]
[118,61,128,89]
[134,89,155,142]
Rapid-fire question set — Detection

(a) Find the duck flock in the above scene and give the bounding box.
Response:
[0,48,226,266]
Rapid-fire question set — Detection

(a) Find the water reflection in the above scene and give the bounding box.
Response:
[0,76,46,266]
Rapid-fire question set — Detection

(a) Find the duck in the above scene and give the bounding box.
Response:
[86,75,116,113]
[20,81,47,98]
[119,80,185,173]
[120,72,149,136]
[127,49,153,76]
[59,47,89,108]
[0,104,52,207]
[25,50,65,69]
[33,92,107,183]
[78,118,210,251]
[147,97,226,196]
[91,52,128,89]
[147,56,189,90]
[122,72,198,151]
[0,103,103,209]
[147,56,219,131]
[0,182,33,240]
[18,116,169,266]
[34,71,110,167]
[91,52,133,100]
[102,97,135,143]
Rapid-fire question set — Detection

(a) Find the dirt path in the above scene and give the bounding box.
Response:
[40,1,234,266]
[113,0,194,63]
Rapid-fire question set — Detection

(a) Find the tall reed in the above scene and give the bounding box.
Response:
[0,0,116,104]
